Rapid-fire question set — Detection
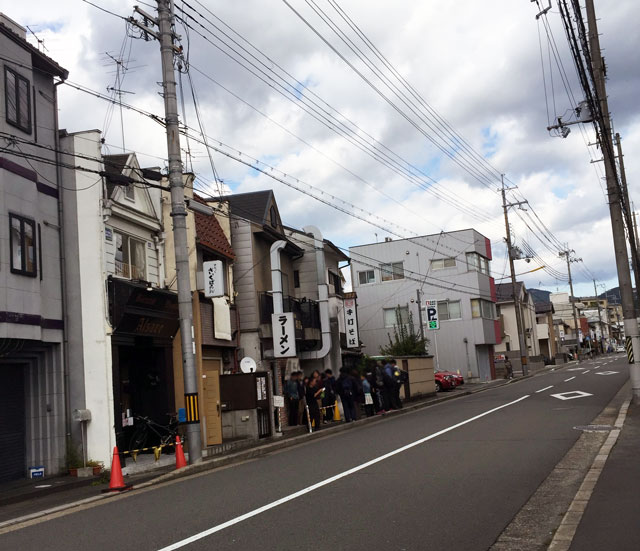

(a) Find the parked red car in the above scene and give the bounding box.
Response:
[438,370,464,386]
[434,370,457,392]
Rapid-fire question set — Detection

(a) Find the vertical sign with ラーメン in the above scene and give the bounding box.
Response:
[203,260,224,297]
[425,299,439,330]
[344,298,359,348]
[273,312,296,358]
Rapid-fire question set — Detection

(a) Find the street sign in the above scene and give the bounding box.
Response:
[344,298,359,348]
[203,260,224,297]
[425,299,439,330]
[272,312,296,358]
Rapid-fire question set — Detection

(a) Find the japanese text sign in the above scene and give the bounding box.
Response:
[272,312,296,358]
[203,260,224,297]
[425,299,439,330]
[344,298,359,348]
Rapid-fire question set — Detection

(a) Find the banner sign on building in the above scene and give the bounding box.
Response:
[425,299,439,330]
[203,260,224,297]
[273,312,296,358]
[344,298,359,348]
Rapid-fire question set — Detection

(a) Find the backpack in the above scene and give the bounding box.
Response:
[339,376,354,398]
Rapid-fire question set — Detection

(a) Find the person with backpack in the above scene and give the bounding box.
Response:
[375,360,389,413]
[389,359,407,409]
[336,367,357,422]
[284,371,300,426]
[383,358,399,409]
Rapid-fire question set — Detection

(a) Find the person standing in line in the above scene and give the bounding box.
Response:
[351,368,364,419]
[299,374,309,425]
[362,372,375,417]
[305,371,323,430]
[375,361,389,413]
[336,367,357,422]
[504,356,513,379]
[383,358,399,409]
[284,371,300,426]
[323,369,336,422]
[389,359,403,409]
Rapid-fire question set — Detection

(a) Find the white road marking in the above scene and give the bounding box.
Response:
[567,368,583,371]
[156,396,531,551]
[536,385,554,393]
[564,376,576,382]
[583,370,591,374]
[551,391,593,401]
[595,371,619,376]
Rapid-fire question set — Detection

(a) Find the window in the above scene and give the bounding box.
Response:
[358,269,375,285]
[381,262,404,281]
[124,184,135,201]
[270,206,278,228]
[430,257,456,270]
[383,306,409,327]
[114,232,147,279]
[437,300,462,321]
[293,270,300,288]
[466,252,489,275]
[5,66,31,133]
[471,298,496,320]
[9,214,37,276]
[329,271,343,295]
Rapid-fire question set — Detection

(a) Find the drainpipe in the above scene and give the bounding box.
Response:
[299,225,331,360]
[270,241,287,315]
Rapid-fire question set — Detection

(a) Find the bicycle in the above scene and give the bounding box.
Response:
[128,413,185,453]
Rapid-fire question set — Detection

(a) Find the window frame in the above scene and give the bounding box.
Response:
[466,252,489,275]
[114,231,147,280]
[431,257,456,271]
[437,299,462,321]
[383,305,409,328]
[471,298,497,320]
[357,269,375,285]
[4,66,32,134]
[380,261,404,282]
[9,213,37,277]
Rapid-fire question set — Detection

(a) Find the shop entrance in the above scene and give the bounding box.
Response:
[202,359,222,446]
[0,363,25,483]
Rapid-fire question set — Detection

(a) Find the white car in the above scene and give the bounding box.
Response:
[616,345,625,353]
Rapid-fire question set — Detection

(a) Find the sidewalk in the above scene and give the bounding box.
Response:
[0,374,533,528]
[568,398,640,551]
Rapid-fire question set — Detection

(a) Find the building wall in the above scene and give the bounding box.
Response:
[230,218,257,331]
[349,230,497,381]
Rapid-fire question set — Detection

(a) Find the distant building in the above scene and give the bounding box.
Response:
[349,229,499,382]
[0,14,68,482]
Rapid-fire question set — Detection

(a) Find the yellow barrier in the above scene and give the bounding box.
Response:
[123,440,184,462]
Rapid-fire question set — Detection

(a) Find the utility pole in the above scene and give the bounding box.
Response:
[501,176,529,376]
[615,133,640,292]
[586,0,640,403]
[129,1,202,462]
[416,288,425,342]
[593,279,605,354]
[557,249,581,360]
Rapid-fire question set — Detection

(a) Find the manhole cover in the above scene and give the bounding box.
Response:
[574,425,614,432]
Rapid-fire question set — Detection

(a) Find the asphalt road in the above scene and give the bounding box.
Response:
[0,355,629,551]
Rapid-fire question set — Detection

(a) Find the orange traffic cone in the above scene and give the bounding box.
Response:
[102,446,132,493]
[175,436,187,470]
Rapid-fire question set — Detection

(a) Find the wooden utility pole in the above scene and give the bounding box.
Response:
[586,0,640,402]
[593,279,605,353]
[501,176,529,375]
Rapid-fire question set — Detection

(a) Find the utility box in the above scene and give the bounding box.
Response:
[72,409,92,422]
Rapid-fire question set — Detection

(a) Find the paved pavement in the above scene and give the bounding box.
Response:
[1,354,637,551]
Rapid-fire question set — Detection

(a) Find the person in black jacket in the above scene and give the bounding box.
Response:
[322,369,337,422]
[336,367,357,422]
[305,372,324,430]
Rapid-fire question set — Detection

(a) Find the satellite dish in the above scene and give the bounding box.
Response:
[240,357,257,374]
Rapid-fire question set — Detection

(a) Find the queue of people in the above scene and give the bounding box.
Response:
[284,359,409,430]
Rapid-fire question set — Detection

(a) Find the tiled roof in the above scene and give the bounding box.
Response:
[222,190,273,225]
[535,301,554,314]
[496,282,524,303]
[193,195,235,260]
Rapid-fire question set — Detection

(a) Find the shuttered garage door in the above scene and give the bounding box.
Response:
[0,364,26,483]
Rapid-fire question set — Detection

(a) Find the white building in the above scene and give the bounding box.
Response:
[60,130,178,466]
[349,229,500,382]
[0,14,68,482]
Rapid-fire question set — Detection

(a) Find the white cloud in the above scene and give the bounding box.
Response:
[8,0,640,298]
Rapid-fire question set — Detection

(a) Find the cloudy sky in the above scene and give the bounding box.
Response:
[6,0,640,297]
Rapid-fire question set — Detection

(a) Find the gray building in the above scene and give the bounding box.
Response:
[349,229,500,381]
[0,14,68,481]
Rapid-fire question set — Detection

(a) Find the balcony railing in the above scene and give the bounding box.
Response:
[115,260,145,280]
[259,292,320,332]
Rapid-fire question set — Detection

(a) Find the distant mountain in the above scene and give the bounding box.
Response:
[528,288,551,304]
[599,286,639,308]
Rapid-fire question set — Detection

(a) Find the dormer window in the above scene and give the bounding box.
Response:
[5,66,31,134]
[270,206,277,228]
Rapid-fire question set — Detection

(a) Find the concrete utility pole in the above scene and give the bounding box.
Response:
[615,133,640,293]
[501,176,529,376]
[156,0,202,462]
[416,288,425,342]
[586,0,640,402]
[593,279,605,353]
[559,249,581,360]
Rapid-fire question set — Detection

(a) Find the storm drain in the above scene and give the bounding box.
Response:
[573,424,614,432]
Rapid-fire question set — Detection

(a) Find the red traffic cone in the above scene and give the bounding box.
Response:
[102,446,131,493]
[175,436,187,469]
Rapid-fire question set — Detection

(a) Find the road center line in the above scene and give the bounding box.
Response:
[536,385,554,393]
[583,370,591,374]
[564,376,576,382]
[156,395,530,551]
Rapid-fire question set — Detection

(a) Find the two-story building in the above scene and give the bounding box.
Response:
[349,229,499,382]
[0,14,68,482]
